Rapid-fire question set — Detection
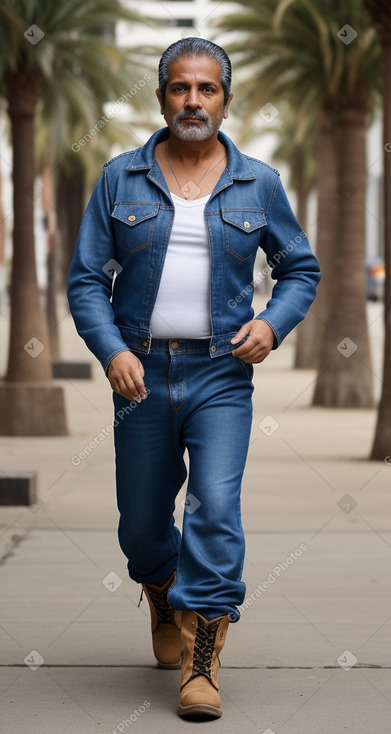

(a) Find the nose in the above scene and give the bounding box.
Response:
[184,86,202,110]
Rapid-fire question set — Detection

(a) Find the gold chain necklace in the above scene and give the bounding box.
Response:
[161,142,223,200]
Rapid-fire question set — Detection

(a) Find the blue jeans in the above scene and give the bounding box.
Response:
[113,338,254,622]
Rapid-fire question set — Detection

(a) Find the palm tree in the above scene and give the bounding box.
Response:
[364,0,391,459]
[216,0,381,406]
[251,108,317,250]
[312,88,374,406]
[0,145,6,302]
[266,113,320,369]
[295,103,340,371]
[0,0,145,435]
[243,107,319,367]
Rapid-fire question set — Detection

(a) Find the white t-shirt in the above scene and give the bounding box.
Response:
[150,192,211,338]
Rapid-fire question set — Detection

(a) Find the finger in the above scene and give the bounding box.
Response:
[109,370,141,400]
[121,372,145,400]
[111,378,135,401]
[233,342,270,362]
[114,359,146,399]
[238,351,265,364]
[231,324,251,345]
[136,359,145,379]
[231,335,258,356]
[132,365,147,397]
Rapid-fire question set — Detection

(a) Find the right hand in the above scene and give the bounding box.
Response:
[107,351,148,401]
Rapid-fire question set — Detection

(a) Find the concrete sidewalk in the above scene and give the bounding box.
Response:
[0,297,390,733]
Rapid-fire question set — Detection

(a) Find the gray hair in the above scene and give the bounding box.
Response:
[158,37,232,105]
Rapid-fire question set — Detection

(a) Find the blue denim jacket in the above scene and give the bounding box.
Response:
[67,128,321,371]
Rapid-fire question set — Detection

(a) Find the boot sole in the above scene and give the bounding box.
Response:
[179,704,222,719]
[157,660,181,670]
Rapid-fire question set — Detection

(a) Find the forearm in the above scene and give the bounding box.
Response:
[67,169,130,371]
[255,269,320,347]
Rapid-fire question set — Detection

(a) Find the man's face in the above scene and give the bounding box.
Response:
[156,55,233,142]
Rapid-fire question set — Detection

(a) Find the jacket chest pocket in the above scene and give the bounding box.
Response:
[221,209,267,262]
[111,202,160,254]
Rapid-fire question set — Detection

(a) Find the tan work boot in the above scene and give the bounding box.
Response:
[179,610,230,718]
[141,571,182,669]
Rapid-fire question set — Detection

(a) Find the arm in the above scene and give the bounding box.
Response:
[67,169,147,400]
[232,176,321,363]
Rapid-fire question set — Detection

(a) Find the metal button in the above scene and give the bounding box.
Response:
[127,214,136,222]
[142,340,148,347]
[171,341,179,349]
[211,345,216,352]
[243,221,250,229]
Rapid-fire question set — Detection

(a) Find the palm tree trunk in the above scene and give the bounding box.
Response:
[296,106,338,370]
[42,165,60,360]
[370,43,391,458]
[313,97,374,407]
[4,72,51,382]
[0,161,6,306]
[57,157,85,290]
[0,71,67,435]
[293,182,314,367]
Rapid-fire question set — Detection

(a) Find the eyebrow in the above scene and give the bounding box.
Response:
[168,79,219,88]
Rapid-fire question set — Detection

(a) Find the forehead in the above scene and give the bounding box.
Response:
[166,55,222,85]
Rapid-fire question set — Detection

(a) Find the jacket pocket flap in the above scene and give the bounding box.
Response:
[111,203,160,226]
[221,209,267,232]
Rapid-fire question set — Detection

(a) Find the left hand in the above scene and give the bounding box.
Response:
[231,319,275,363]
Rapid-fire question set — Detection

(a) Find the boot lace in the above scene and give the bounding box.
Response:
[143,584,177,626]
[191,617,220,684]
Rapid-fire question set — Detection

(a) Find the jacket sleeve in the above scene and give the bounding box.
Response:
[255,176,321,347]
[67,169,130,371]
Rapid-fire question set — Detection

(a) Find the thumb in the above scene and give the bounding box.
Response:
[231,322,251,344]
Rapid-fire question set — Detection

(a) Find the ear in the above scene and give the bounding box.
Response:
[223,92,234,119]
[156,88,164,115]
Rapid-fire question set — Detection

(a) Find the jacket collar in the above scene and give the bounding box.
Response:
[125,127,256,182]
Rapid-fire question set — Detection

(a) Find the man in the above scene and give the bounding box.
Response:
[68,37,321,719]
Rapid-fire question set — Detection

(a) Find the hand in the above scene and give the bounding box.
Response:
[231,319,275,363]
[107,351,148,401]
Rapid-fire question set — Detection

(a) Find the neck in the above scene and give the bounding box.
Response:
[164,132,221,163]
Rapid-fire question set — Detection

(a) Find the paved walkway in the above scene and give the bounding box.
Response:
[0,297,390,733]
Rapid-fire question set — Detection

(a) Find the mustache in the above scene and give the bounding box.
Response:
[175,110,210,123]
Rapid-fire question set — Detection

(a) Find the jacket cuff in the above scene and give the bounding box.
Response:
[103,347,131,374]
[254,313,280,349]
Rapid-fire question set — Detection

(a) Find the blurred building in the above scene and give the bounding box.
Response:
[116,0,252,156]
[118,0,226,49]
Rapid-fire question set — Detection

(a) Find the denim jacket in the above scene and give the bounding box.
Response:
[67,128,321,371]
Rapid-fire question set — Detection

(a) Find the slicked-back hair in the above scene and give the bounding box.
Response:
[158,37,232,106]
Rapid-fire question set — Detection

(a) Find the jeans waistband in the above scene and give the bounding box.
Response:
[147,337,212,355]
[118,326,243,358]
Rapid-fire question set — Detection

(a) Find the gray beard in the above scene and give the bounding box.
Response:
[170,111,222,141]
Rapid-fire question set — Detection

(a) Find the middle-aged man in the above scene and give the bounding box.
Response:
[68,37,321,720]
